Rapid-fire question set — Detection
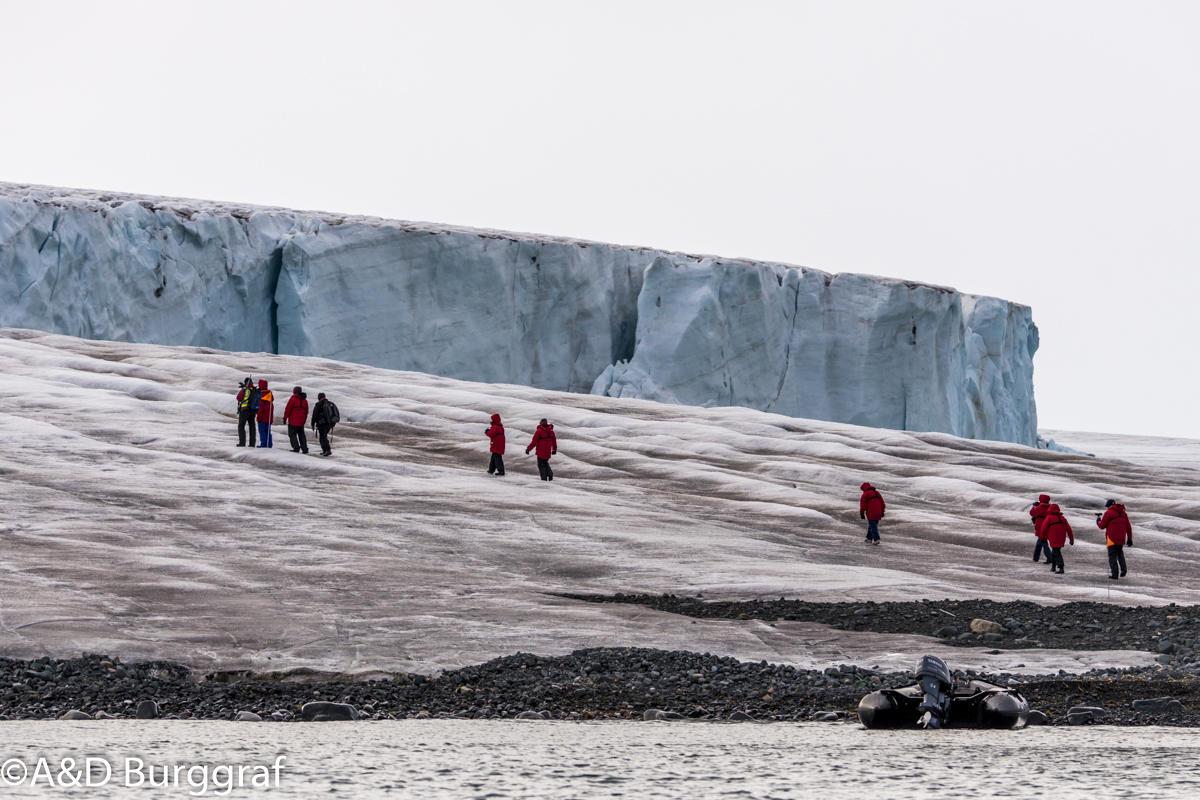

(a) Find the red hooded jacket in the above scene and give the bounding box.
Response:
[1038,504,1074,548]
[1097,504,1132,546]
[283,393,309,426]
[859,483,885,521]
[256,380,274,424]
[1030,495,1051,540]
[527,424,557,459]
[486,414,505,454]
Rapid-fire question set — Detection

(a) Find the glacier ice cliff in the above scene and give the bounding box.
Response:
[591,257,1039,445]
[0,182,1038,444]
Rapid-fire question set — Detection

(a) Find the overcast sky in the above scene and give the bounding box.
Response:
[3,1,1197,438]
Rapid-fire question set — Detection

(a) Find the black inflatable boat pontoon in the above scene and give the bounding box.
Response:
[858,655,1028,729]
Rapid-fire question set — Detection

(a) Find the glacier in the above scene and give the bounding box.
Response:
[0,182,1038,444]
[1,329,1195,674]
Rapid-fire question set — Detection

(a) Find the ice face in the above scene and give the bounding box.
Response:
[1,329,1195,675]
[0,182,1036,444]
[592,258,1039,445]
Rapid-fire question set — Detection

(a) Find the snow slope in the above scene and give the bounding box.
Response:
[1,330,1195,677]
[1,183,1036,444]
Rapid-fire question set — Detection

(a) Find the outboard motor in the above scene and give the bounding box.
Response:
[913,655,953,729]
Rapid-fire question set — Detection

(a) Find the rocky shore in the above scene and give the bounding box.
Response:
[558,594,1200,665]
[2,649,1197,727]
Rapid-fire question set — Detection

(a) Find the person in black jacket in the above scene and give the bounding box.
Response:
[310,392,340,456]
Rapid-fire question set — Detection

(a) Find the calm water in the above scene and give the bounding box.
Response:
[1,720,1197,799]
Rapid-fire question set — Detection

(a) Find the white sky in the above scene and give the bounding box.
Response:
[2,1,1197,438]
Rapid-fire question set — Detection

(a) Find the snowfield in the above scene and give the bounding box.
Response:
[1,329,1196,677]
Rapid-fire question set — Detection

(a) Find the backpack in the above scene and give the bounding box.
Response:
[239,386,260,412]
[317,400,340,428]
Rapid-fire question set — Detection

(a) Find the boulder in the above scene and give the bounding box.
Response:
[970,619,1004,634]
[935,625,959,638]
[300,702,358,722]
[135,700,158,720]
[1067,706,1107,725]
[1132,697,1187,714]
[727,711,753,721]
[1157,640,1175,654]
[1026,710,1050,726]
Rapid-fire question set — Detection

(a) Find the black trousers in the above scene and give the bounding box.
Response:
[1050,547,1065,571]
[488,453,505,475]
[1108,545,1127,577]
[238,410,257,447]
[537,458,553,481]
[316,424,332,454]
[288,424,308,453]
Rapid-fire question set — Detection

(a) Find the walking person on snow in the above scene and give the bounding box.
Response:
[311,393,340,457]
[485,414,506,476]
[283,386,309,454]
[526,419,557,481]
[236,377,259,447]
[859,483,885,544]
[1030,494,1053,563]
[1096,499,1133,579]
[1038,503,1074,574]
[256,379,274,448]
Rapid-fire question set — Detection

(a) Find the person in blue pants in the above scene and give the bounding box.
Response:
[256,379,274,448]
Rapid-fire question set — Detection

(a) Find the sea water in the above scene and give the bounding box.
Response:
[1,720,1196,798]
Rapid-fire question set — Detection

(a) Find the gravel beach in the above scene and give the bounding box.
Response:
[4,645,1196,727]
[560,594,1200,662]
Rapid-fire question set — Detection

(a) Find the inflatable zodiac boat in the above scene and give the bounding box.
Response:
[858,655,1028,729]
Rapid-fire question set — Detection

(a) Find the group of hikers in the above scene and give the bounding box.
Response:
[485,414,558,481]
[230,385,1138,568]
[233,385,559,480]
[858,484,1135,579]
[1029,494,1133,579]
[235,378,340,456]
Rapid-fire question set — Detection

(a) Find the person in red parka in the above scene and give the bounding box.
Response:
[283,386,309,454]
[256,379,274,449]
[1030,494,1052,563]
[526,418,557,481]
[1037,503,1074,574]
[1097,499,1133,579]
[859,483,885,544]
[485,413,506,476]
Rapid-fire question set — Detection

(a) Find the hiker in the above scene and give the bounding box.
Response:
[283,386,309,454]
[1038,503,1074,574]
[236,377,259,447]
[256,379,274,448]
[526,418,557,481]
[485,413,506,475]
[310,392,340,457]
[1030,494,1052,563]
[859,482,885,544]
[1096,499,1133,579]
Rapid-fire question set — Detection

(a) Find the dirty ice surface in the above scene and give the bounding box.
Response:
[1,329,1196,678]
